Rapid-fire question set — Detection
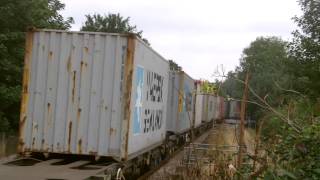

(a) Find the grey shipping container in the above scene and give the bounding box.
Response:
[216,96,226,120]
[228,100,241,119]
[194,94,209,127]
[207,95,215,122]
[166,71,194,134]
[19,29,169,161]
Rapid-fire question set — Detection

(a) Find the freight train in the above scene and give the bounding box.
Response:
[224,100,242,124]
[17,29,229,178]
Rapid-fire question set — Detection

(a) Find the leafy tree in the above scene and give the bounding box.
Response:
[81,13,150,45]
[221,1,320,178]
[289,0,320,99]
[0,0,73,133]
[258,98,320,180]
[199,80,217,94]
[220,71,242,99]
[222,37,291,120]
[168,60,182,71]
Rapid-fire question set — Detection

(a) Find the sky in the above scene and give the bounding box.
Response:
[60,0,301,81]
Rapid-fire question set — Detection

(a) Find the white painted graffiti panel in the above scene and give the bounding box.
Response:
[128,39,168,156]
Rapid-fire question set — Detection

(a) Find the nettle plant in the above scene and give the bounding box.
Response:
[261,98,320,179]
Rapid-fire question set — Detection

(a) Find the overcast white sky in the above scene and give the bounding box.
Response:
[60,0,301,80]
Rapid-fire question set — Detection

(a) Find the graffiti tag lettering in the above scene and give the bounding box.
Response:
[146,71,163,103]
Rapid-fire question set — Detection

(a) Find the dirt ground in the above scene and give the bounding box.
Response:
[147,128,213,180]
[204,123,255,154]
[148,123,255,180]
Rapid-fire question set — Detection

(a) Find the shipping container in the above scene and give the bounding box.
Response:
[228,100,241,119]
[166,71,194,134]
[216,96,226,120]
[207,95,216,122]
[212,96,220,120]
[194,94,209,127]
[223,99,228,119]
[19,29,169,161]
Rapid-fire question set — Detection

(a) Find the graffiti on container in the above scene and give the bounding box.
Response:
[133,67,165,134]
[133,66,144,134]
[143,109,163,133]
[178,84,192,113]
[178,84,192,128]
[146,71,163,102]
[185,84,192,112]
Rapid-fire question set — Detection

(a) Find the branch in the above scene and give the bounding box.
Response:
[213,67,301,133]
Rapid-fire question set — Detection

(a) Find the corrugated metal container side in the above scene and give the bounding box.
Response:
[194,94,203,127]
[223,99,228,119]
[19,29,168,161]
[217,96,225,119]
[177,72,194,133]
[213,96,220,120]
[207,95,215,122]
[127,38,168,159]
[165,71,178,133]
[195,94,209,127]
[204,95,209,122]
[228,100,241,119]
[166,71,194,134]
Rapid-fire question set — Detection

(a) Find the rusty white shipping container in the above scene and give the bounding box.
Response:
[166,71,195,134]
[222,98,228,119]
[194,94,209,127]
[212,96,220,120]
[228,100,241,119]
[19,29,169,161]
[215,96,226,120]
[207,95,216,122]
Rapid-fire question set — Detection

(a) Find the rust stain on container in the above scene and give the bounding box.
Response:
[121,35,136,161]
[18,31,33,153]
[109,128,116,136]
[67,121,72,152]
[67,56,72,72]
[19,116,27,132]
[80,61,88,75]
[84,47,89,53]
[77,108,81,122]
[18,138,25,148]
[32,137,35,147]
[78,139,82,154]
[80,61,84,73]
[72,71,76,103]
[48,51,53,60]
[47,103,52,125]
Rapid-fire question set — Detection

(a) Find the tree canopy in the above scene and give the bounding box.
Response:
[221,1,320,178]
[168,60,182,71]
[288,0,320,99]
[0,0,73,133]
[221,36,290,119]
[81,13,150,45]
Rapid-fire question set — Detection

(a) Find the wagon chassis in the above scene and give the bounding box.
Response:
[0,121,213,180]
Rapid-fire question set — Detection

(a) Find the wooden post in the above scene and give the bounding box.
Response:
[237,72,249,169]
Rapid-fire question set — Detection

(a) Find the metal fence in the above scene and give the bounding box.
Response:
[182,143,239,166]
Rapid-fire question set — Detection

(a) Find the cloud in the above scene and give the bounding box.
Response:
[60,0,301,79]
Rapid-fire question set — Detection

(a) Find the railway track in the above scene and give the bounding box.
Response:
[139,127,214,180]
